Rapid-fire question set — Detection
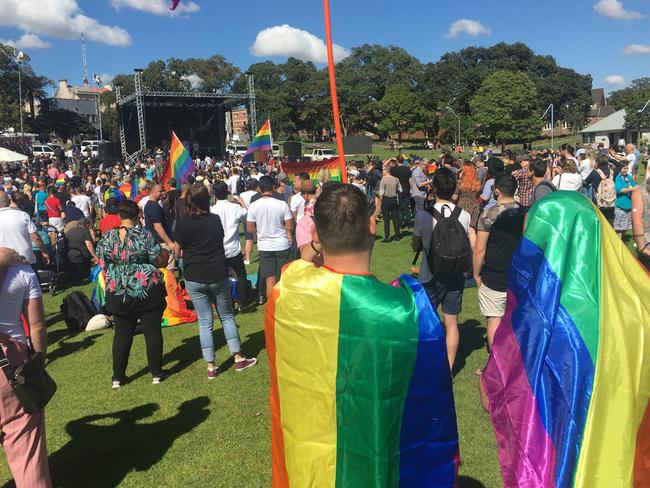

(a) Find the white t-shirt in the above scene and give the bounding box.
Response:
[240,190,258,208]
[552,173,583,191]
[210,200,247,258]
[413,203,471,284]
[250,174,261,181]
[227,175,240,195]
[71,194,92,218]
[0,208,37,263]
[625,153,637,175]
[246,197,292,252]
[290,193,305,223]
[0,265,41,343]
[578,159,593,181]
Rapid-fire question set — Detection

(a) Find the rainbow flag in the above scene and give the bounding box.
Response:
[281,158,342,184]
[265,259,458,487]
[90,265,105,312]
[482,192,650,487]
[55,175,66,186]
[243,120,272,163]
[162,131,195,186]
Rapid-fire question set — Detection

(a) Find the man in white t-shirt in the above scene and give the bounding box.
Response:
[0,248,51,487]
[227,167,241,195]
[210,181,254,312]
[611,143,638,181]
[239,179,260,265]
[411,167,472,371]
[246,176,293,302]
[71,187,92,219]
[289,172,308,223]
[0,192,49,265]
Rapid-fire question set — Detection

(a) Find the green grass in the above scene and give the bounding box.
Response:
[0,238,502,487]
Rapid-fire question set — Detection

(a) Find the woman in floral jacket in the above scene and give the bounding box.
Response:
[97,200,169,389]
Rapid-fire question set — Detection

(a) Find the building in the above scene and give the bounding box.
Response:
[230,107,248,137]
[41,79,111,130]
[580,109,650,147]
[541,88,615,137]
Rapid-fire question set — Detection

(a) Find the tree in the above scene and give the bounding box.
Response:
[31,109,95,141]
[376,84,426,142]
[470,71,542,145]
[609,78,650,140]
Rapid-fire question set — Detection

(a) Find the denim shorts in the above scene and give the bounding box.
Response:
[423,275,465,315]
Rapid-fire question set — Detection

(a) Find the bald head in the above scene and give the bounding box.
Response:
[0,191,8,208]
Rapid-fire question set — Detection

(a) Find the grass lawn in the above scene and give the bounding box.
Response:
[0,237,502,488]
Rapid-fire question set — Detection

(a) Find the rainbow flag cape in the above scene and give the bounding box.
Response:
[243,120,272,163]
[162,131,195,186]
[482,191,650,487]
[281,158,342,184]
[55,175,66,186]
[266,260,458,487]
[90,266,196,328]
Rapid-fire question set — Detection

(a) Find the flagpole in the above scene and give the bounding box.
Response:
[268,119,274,165]
[323,0,348,183]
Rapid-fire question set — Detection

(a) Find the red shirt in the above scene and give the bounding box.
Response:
[45,196,62,218]
[99,214,121,235]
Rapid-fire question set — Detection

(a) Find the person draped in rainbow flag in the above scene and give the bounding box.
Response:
[265,183,458,487]
[480,191,650,487]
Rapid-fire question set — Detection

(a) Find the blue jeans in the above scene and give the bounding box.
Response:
[185,279,241,363]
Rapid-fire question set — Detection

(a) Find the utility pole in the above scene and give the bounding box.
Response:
[16,51,24,139]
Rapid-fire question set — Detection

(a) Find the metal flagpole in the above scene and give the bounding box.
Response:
[323,0,348,183]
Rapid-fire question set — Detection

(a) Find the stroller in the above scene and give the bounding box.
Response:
[33,223,66,296]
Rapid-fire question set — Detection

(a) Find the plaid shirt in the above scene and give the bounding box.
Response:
[512,168,533,207]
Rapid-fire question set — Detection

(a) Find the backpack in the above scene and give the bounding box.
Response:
[60,291,98,333]
[595,169,616,208]
[236,176,246,195]
[426,205,471,277]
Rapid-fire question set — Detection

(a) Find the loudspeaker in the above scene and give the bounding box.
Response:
[343,136,372,155]
[284,141,302,159]
[99,142,120,161]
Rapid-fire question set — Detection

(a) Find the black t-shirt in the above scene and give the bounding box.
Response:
[65,226,91,264]
[55,190,70,206]
[174,213,227,284]
[480,206,525,292]
[390,166,411,196]
[144,200,171,241]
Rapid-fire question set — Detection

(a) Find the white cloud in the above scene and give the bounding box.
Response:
[181,73,202,89]
[0,0,131,47]
[621,43,650,54]
[593,0,643,19]
[444,19,491,38]
[251,24,350,64]
[111,0,200,16]
[604,75,625,85]
[0,33,52,49]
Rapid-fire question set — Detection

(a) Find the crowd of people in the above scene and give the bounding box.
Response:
[0,137,648,485]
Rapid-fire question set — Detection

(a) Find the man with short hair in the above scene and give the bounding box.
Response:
[390,156,413,227]
[0,191,50,266]
[71,187,92,220]
[410,160,430,214]
[246,176,293,302]
[511,154,534,208]
[610,143,638,181]
[144,184,175,268]
[412,168,471,370]
[265,184,458,485]
[210,181,253,312]
[473,175,525,348]
[289,172,309,223]
[530,159,555,204]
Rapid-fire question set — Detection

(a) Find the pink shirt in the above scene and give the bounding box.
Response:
[296,214,313,249]
[47,167,59,180]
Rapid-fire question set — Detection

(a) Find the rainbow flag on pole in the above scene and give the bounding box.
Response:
[482,192,650,487]
[162,131,195,186]
[243,120,272,163]
[281,158,342,183]
[265,260,458,487]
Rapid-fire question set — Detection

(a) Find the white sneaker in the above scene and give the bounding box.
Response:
[112,380,122,389]
[244,258,251,265]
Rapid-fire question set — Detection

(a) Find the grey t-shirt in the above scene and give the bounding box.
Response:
[532,181,556,203]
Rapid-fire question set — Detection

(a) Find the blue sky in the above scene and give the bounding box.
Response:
[0,0,648,94]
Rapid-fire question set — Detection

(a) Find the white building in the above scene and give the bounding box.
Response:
[580,109,650,148]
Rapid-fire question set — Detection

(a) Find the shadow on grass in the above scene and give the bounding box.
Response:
[452,319,486,377]
[43,397,210,488]
[46,334,103,366]
[127,325,266,380]
[458,476,487,488]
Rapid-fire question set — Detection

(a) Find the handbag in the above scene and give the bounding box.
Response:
[0,337,57,415]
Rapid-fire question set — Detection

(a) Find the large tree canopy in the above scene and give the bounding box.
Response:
[470,71,542,144]
[609,78,650,135]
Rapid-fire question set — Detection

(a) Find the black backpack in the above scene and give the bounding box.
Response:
[60,291,98,333]
[426,205,471,277]
[236,176,246,195]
